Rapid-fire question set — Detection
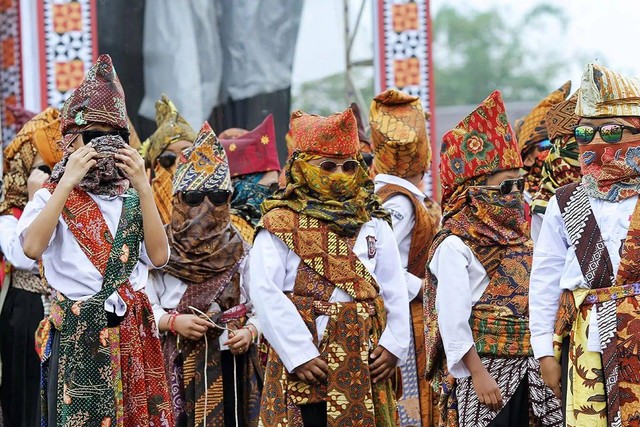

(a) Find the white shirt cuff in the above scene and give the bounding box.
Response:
[379,327,408,364]
[405,272,422,301]
[282,345,321,373]
[446,341,473,378]
[531,333,555,359]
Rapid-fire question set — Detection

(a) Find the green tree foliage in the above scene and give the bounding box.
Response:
[433,4,567,106]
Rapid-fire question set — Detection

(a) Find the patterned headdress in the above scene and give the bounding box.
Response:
[6,105,36,132]
[515,81,571,154]
[291,108,359,157]
[173,122,231,194]
[440,90,522,206]
[350,102,372,154]
[220,114,280,177]
[0,108,62,213]
[370,89,431,177]
[140,94,196,167]
[60,54,128,143]
[576,63,640,117]
[546,92,579,140]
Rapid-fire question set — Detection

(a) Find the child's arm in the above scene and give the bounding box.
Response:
[22,144,97,260]
[115,146,169,267]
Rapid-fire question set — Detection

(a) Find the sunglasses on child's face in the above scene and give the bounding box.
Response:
[67,129,131,145]
[574,123,640,145]
[181,190,231,206]
[318,159,360,175]
[157,151,178,169]
[474,177,525,195]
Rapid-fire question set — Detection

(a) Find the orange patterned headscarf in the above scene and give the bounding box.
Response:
[291,108,359,157]
[369,89,431,178]
[0,108,62,214]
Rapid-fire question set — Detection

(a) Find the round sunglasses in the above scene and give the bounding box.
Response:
[473,177,525,195]
[574,124,640,145]
[318,159,360,175]
[181,190,231,206]
[66,129,130,145]
[157,151,178,169]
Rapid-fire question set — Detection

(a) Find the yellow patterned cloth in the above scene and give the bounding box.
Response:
[231,214,255,243]
[577,63,640,118]
[1,107,61,214]
[515,81,571,154]
[369,89,431,178]
[151,164,176,225]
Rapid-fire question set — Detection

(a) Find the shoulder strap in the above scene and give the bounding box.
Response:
[556,182,614,289]
[376,183,436,278]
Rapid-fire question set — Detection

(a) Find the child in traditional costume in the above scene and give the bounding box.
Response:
[251,108,410,427]
[529,92,582,243]
[0,107,61,427]
[515,82,571,230]
[370,89,440,427]
[531,63,640,427]
[219,114,281,243]
[425,90,563,427]
[140,94,196,225]
[18,54,174,427]
[147,121,262,426]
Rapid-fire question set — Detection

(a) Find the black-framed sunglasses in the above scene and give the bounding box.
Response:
[181,190,231,206]
[257,182,280,194]
[574,124,640,145]
[157,151,178,169]
[67,129,131,145]
[318,159,360,175]
[473,177,525,195]
[32,165,52,175]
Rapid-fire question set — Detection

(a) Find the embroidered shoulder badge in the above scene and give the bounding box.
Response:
[366,235,377,259]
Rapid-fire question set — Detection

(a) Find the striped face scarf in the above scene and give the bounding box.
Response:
[49,135,130,197]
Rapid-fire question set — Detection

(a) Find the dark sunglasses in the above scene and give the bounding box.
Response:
[257,182,280,194]
[157,151,177,169]
[181,190,231,206]
[574,124,640,145]
[361,152,374,167]
[537,139,552,150]
[318,159,360,175]
[67,129,130,145]
[35,165,52,175]
[474,177,525,195]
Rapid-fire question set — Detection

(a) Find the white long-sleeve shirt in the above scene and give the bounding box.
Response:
[17,187,169,315]
[250,217,410,373]
[0,214,38,273]
[374,174,426,300]
[146,257,260,349]
[529,194,635,359]
[428,235,490,378]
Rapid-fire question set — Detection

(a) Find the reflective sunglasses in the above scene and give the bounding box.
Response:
[537,139,552,150]
[574,124,640,144]
[475,177,525,195]
[181,190,231,206]
[318,159,360,175]
[157,151,178,169]
[67,129,131,144]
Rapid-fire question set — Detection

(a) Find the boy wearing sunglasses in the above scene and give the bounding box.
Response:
[17,55,173,426]
[369,89,440,427]
[219,114,281,243]
[250,108,409,427]
[140,94,196,225]
[425,90,562,427]
[531,64,640,427]
[146,121,262,426]
[0,108,61,427]
[515,81,572,238]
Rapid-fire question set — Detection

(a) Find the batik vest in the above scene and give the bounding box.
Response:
[553,182,640,427]
[259,208,397,427]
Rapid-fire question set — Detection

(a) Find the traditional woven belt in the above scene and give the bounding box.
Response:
[11,269,48,295]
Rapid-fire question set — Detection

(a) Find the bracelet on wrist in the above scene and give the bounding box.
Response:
[243,324,256,343]
[169,313,179,335]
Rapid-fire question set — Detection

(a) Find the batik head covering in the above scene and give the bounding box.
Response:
[164,122,244,284]
[515,81,571,155]
[6,105,36,132]
[50,55,131,197]
[32,109,63,168]
[350,102,372,154]
[173,122,231,194]
[139,95,196,224]
[0,108,62,214]
[262,108,390,237]
[369,89,431,178]
[291,108,359,157]
[576,63,640,118]
[531,93,581,214]
[60,54,128,146]
[575,64,640,201]
[140,95,196,168]
[220,114,280,178]
[440,90,522,209]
